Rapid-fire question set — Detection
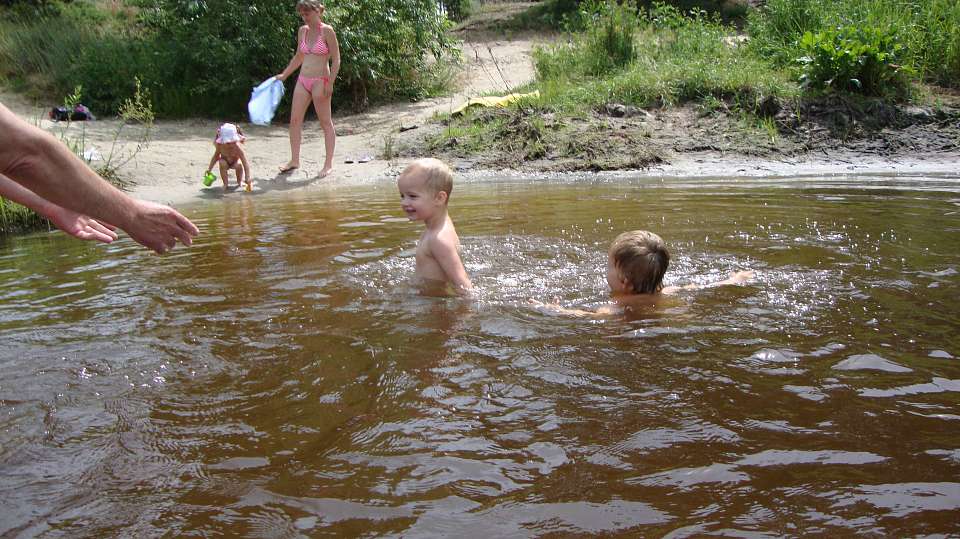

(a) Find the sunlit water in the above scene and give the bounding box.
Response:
[1,174,959,537]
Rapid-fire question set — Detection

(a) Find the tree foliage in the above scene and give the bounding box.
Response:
[132,0,457,115]
[1,0,459,118]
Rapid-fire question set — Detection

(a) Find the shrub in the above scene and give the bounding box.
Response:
[749,0,960,88]
[797,25,909,96]
[1,0,461,118]
[441,0,472,22]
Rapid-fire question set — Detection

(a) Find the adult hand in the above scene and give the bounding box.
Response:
[47,206,119,244]
[123,200,200,254]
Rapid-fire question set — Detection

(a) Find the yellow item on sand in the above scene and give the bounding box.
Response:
[451,91,540,116]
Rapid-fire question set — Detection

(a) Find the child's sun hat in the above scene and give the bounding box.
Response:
[216,123,243,144]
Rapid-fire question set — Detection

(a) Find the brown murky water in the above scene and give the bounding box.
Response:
[1,174,959,537]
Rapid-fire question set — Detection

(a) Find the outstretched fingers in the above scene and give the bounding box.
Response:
[125,200,200,254]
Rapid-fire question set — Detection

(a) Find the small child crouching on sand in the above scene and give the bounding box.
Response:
[206,123,252,191]
[397,158,473,296]
[532,230,753,317]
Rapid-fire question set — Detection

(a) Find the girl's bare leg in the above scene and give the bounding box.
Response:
[218,159,230,189]
[313,82,335,178]
[233,163,244,186]
[282,82,313,172]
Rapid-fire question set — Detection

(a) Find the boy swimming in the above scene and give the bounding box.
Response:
[397,158,473,295]
[533,230,753,317]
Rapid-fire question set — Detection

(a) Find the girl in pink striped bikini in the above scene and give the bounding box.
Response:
[276,0,341,178]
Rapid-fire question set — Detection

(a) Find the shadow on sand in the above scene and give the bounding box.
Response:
[194,170,327,200]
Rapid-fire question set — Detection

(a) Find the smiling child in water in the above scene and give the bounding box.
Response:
[397,158,473,296]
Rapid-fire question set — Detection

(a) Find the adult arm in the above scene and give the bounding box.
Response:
[276,27,306,81]
[430,237,473,294]
[0,173,118,243]
[325,25,341,81]
[0,102,199,253]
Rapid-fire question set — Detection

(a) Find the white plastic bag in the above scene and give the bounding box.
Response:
[247,77,285,125]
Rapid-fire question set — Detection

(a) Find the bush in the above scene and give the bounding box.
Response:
[1,0,460,118]
[749,0,960,88]
[441,0,472,22]
[797,25,909,96]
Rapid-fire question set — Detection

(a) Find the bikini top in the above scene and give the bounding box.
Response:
[299,28,329,56]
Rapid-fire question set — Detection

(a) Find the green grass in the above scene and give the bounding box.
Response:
[748,0,960,88]
[533,5,797,113]
[0,198,48,235]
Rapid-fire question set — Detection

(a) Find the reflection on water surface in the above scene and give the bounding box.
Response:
[1,175,959,536]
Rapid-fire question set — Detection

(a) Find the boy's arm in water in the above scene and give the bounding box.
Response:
[662,270,755,295]
[0,174,118,244]
[0,102,199,254]
[528,299,621,318]
[430,234,473,294]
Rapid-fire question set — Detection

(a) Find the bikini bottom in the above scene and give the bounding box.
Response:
[297,75,331,93]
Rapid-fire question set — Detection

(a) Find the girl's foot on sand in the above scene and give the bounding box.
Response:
[319,166,333,178]
[279,162,299,173]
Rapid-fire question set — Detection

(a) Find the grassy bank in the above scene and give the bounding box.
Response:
[424,0,958,169]
[427,2,798,169]
[0,198,47,236]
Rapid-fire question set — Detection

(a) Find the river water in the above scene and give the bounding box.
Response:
[1,174,959,537]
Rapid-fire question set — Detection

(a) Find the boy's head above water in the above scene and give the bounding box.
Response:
[397,158,454,221]
[607,230,670,295]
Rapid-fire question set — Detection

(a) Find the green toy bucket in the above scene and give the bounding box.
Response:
[202,171,217,187]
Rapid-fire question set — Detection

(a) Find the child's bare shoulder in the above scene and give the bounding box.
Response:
[428,228,459,253]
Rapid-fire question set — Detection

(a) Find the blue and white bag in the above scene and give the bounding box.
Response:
[247,77,285,125]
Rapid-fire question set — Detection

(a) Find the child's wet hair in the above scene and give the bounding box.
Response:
[296,0,325,14]
[406,158,454,201]
[609,230,670,294]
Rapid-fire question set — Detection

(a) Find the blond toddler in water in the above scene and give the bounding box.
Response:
[397,158,472,295]
[534,230,753,317]
[206,123,252,191]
